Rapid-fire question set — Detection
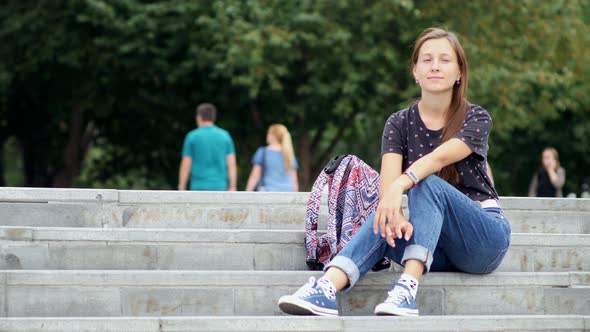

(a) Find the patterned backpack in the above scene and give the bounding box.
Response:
[305,155,390,271]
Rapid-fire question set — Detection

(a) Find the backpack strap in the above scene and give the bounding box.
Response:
[305,155,351,270]
[333,158,354,247]
[324,155,348,174]
[258,147,266,190]
[324,155,352,263]
[305,168,330,269]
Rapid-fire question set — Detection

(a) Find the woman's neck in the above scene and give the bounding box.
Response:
[418,91,452,119]
[268,143,282,150]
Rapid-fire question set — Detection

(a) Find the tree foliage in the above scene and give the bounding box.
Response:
[416,0,590,194]
[0,0,588,195]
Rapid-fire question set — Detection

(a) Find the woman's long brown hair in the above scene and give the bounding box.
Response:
[411,28,469,185]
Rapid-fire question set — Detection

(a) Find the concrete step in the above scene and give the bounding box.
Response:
[1,227,588,272]
[1,315,588,332]
[2,188,590,212]
[1,270,588,317]
[2,202,590,234]
[1,188,589,234]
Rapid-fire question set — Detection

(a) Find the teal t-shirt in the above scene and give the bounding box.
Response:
[182,125,236,190]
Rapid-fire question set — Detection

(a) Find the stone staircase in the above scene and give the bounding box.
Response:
[0,188,588,331]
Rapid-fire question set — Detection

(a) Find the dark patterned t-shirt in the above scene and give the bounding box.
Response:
[381,103,498,201]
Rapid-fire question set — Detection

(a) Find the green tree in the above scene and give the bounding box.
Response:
[1,0,419,188]
[1,0,588,194]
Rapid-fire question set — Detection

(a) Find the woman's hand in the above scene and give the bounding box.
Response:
[373,181,413,247]
[543,157,557,172]
[385,213,413,247]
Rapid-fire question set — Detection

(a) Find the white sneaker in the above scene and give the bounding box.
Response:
[374,283,419,316]
[278,277,338,316]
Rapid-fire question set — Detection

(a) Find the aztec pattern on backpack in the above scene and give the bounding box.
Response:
[305,155,384,270]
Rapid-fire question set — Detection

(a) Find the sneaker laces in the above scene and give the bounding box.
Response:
[293,277,336,300]
[293,277,319,298]
[384,285,412,306]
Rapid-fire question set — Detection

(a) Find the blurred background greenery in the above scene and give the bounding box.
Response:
[1,0,589,195]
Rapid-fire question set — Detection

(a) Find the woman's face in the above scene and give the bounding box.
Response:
[542,150,557,169]
[413,38,461,94]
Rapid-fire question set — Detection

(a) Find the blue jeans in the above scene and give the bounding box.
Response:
[325,175,511,290]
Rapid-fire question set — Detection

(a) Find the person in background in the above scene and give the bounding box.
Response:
[178,103,237,191]
[245,124,299,192]
[528,147,565,197]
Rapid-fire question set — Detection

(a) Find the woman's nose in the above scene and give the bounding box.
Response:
[431,60,440,71]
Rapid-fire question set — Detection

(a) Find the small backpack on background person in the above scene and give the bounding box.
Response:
[257,147,267,191]
[305,155,390,271]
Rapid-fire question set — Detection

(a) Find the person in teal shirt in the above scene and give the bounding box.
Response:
[178,103,237,191]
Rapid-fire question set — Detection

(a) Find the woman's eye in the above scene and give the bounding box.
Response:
[423,59,431,63]
[441,59,450,63]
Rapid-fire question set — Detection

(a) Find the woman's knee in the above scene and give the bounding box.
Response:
[407,175,445,201]
[417,175,446,189]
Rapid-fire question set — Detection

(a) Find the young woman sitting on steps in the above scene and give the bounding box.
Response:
[277,27,511,317]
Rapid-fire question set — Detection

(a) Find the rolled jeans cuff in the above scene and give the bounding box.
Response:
[323,256,360,292]
[402,244,433,273]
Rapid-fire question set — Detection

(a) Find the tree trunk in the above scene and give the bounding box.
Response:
[308,113,357,185]
[312,123,348,176]
[53,106,91,188]
[297,114,356,190]
[20,137,52,187]
[298,132,312,190]
[249,98,264,131]
[0,142,4,187]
